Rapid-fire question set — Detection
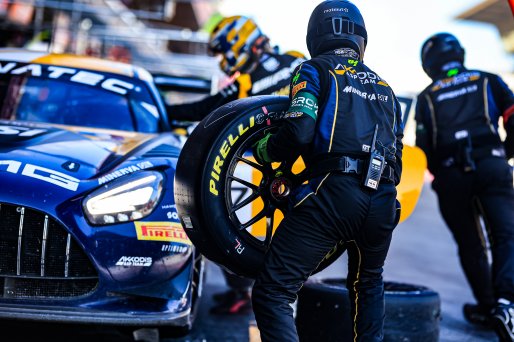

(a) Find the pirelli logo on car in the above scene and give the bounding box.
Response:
[134,221,192,245]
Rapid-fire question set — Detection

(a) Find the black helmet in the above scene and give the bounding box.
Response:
[421,33,465,79]
[306,0,367,59]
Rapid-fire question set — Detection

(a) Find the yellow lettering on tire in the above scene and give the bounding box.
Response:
[213,156,224,174]
[209,179,219,196]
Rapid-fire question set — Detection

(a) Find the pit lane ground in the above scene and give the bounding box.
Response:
[2,180,499,341]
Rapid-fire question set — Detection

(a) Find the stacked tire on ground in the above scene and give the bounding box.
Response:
[296,278,441,342]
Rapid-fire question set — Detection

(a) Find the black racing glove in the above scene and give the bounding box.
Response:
[252,133,273,165]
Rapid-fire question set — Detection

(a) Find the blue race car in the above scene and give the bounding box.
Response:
[0,48,205,334]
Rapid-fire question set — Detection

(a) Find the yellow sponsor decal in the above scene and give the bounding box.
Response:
[335,65,355,76]
[209,116,255,196]
[291,81,307,97]
[134,221,191,244]
[431,72,481,92]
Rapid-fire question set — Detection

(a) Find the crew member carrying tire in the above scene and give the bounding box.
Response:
[166,15,306,315]
[415,32,514,341]
[250,1,404,341]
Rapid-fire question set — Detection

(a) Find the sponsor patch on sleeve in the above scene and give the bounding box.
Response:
[287,91,318,121]
[284,111,304,119]
[291,81,307,97]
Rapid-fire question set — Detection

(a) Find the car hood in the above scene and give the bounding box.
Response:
[0,120,156,179]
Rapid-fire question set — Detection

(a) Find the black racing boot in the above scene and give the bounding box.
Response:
[463,303,493,328]
[492,299,514,342]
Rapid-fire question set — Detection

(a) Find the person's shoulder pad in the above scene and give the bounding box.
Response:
[291,60,320,83]
[481,71,511,86]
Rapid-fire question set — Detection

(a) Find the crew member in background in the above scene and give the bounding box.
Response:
[166,15,305,122]
[167,15,305,315]
[415,32,514,342]
[251,1,404,340]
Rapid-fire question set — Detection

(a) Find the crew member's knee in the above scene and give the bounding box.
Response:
[251,282,265,307]
[351,268,385,293]
[252,281,296,310]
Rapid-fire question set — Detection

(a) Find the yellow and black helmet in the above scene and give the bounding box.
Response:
[208,15,268,75]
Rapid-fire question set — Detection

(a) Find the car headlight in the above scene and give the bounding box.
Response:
[83,171,164,225]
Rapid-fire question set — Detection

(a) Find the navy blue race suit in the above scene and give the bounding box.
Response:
[415,66,514,309]
[252,48,404,342]
[166,51,305,122]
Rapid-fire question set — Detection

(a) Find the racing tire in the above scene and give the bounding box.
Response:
[174,95,345,278]
[295,278,441,342]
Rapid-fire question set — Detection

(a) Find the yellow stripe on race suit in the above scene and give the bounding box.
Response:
[349,240,362,342]
[328,71,339,152]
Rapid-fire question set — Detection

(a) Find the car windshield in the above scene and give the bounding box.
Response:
[0,63,161,133]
